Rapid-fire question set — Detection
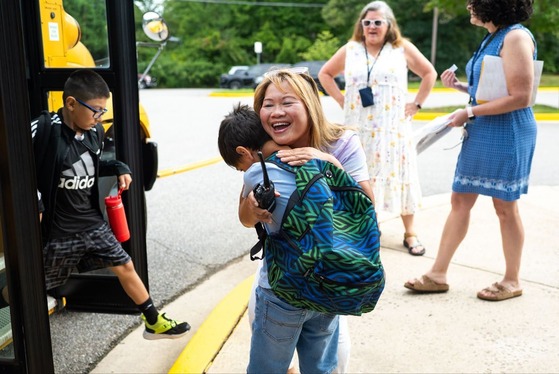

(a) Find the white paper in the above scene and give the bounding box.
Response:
[476,55,543,106]
[414,110,460,154]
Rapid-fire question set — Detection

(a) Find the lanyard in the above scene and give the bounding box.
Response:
[364,42,386,86]
[469,29,500,89]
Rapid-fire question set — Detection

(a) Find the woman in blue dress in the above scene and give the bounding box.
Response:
[405,0,537,301]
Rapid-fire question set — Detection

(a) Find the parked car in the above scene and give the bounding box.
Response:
[292,60,345,95]
[138,73,157,89]
[251,63,292,88]
[220,63,290,89]
[227,65,248,75]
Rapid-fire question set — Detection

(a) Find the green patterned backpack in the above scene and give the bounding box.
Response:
[253,153,385,316]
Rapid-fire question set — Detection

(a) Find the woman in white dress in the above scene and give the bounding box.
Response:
[319,1,437,255]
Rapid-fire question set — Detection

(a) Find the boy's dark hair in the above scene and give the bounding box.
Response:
[218,103,271,167]
[62,69,110,102]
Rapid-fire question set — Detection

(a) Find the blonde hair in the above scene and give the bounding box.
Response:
[253,70,345,151]
[350,1,404,47]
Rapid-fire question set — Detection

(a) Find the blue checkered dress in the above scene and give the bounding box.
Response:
[454,24,538,201]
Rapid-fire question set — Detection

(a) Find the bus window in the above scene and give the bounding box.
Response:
[40,0,110,69]
[39,0,160,192]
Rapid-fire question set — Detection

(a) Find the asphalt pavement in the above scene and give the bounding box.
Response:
[47,88,558,373]
[94,185,559,374]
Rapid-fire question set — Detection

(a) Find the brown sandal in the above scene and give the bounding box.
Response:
[477,282,523,301]
[403,233,426,256]
[404,275,449,293]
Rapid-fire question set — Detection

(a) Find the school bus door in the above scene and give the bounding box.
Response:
[22,0,150,314]
[0,0,149,370]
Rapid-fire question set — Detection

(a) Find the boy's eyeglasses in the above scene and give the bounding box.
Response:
[75,98,108,120]
[361,19,387,28]
[263,66,309,78]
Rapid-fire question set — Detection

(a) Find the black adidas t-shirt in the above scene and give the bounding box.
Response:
[51,134,104,238]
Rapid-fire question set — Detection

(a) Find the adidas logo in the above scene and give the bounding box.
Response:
[58,175,95,190]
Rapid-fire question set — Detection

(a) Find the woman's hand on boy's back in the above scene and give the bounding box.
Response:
[277,148,343,169]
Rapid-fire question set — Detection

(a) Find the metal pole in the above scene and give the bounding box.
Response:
[430,7,439,66]
[138,42,166,84]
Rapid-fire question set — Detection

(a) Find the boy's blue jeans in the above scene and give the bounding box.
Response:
[247,286,339,374]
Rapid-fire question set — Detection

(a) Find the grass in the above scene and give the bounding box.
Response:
[540,74,559,86]
[213,74,558,114]
[216,74,558,92]
[420,104,558,113]
[409,73,559,89]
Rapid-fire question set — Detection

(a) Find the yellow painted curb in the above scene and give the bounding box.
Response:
[208,90,558,121]
[156,108,557,180]
[209,91,253,97]
[210,86,558,98]
[158,157,223,178]
[413,112,447,121]
[534,113,559,121]
[210,87,558,96]
[414,112,558,121]
[168,275,254,374]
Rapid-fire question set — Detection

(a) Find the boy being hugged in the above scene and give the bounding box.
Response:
[218,103,340,374]
[31,69,189,340]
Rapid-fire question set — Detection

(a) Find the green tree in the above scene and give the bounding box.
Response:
[321,0,471,74]
[144,0,557,87]
[134,0,163,13]
[426,0,559,35]
[155,0,330,87]
[426,0,559,72]
[322,0,558,74]
[322,0,363,40]
[300,31,341,61]
[64,0,109,63]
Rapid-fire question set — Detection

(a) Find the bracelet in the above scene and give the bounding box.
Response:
[415,102,422,109]
[466,105,475,119]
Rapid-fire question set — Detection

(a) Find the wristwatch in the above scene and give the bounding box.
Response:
[466,105,476,120]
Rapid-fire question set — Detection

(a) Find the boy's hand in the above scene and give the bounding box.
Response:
[248,192,273,224]
[118,174,133,190]
[239,191,273,226]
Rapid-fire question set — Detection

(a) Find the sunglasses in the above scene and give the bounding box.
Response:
[263,66,310,78]
[361,19,387,28]
[75,98,108,120]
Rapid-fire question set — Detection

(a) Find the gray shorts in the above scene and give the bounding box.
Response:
[43,222,131,290]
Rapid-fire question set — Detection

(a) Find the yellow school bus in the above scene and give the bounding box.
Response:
[0,1,162,370]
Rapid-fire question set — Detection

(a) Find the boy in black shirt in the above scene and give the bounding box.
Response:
[30,69,189,340]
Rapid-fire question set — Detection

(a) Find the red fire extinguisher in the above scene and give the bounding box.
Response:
[105,188,130,242]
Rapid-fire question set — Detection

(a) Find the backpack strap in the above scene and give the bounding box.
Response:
[249,152,296,261]
[250,222,267,260]
[265,152,296,173]
[32,110,53,171]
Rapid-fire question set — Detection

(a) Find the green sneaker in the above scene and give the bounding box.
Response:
[141,313,191,340]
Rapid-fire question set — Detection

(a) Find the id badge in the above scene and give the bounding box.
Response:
[359,86,374,107]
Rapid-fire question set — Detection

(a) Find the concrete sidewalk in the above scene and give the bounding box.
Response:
[93,185,559,373]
